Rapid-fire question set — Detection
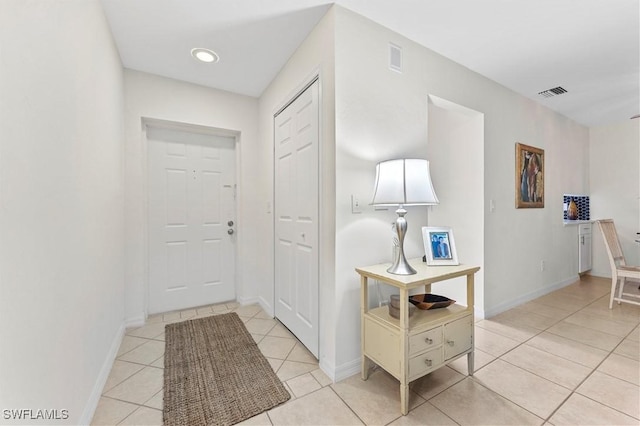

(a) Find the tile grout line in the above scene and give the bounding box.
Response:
[491,303,604,388]
[472,291,626,424]
[542,297,640,424]
[115,404,162,426]
[405,371,463,425]
[100,292,638,425]
[481,291,631,366]
[465,377,546,423]
[95,301,240,425]
[498,296,640,423]
[326,384,368,425]
[96,394,162,426]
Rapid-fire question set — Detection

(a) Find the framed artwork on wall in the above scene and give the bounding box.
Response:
[516,142,544,208]
[422,226,459,266]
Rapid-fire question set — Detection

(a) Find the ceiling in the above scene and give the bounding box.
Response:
[100,0,639,128]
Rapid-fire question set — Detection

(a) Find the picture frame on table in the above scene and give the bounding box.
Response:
[422,226,459,266]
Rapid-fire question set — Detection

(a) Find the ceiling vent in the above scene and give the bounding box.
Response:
[538,86,567,98]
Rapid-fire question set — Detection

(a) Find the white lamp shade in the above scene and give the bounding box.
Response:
[371,159,439,206]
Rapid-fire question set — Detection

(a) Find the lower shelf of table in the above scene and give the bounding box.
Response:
[363,310,473,382]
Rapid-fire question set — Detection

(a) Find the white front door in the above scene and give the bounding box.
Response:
[147,126,236,314]
[274,80,320,357]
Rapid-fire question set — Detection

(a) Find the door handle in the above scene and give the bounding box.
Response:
[228,229,234,235]
[228,220,234,227]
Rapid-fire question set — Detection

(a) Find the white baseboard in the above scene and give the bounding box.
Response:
[237,295,259,306]
[318,358,336,382]
[125,313,145,328]
[483,275,578,318]
[79,322,125,425]
[334,358,361,382]
[257,296,274,317]
[319,357,361,383]
[589,272,609,279]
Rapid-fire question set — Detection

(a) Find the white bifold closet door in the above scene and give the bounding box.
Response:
[274,80,320,357]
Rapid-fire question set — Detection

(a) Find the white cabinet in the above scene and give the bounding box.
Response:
[357,261,480,415]
[579,223,592,273]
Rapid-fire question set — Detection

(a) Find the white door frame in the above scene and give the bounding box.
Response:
[272,72,323,357]
[141,117,241,317]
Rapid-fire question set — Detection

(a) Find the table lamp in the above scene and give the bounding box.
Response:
[371,159,439,274]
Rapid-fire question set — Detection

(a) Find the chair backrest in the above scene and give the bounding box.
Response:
[597,219,626,270]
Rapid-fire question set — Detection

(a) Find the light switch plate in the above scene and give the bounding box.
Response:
[351,195,363,214]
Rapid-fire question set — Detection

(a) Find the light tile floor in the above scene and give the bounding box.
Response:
[92,276,640,425]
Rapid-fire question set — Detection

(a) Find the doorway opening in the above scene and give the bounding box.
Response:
[427,95,485,318]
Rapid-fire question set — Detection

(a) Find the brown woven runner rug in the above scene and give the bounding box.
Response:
[164,312,290,426]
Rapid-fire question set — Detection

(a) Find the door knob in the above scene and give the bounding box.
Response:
[228,229,234,235]
[228,220,234,227]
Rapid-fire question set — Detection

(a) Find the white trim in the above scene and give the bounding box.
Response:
[588,272,640,284]
[428,94,483,118]
[319,358,336,382]
[125,314,145,329]
[79,322,125,425]
[142,117,239,138]
[273,73,320,118]
[323,357,362,383]
[483,275,578,318]
[237,296,259,306]
[258,296,275,317]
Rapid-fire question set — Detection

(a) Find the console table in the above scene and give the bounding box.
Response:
[356,260,480,415]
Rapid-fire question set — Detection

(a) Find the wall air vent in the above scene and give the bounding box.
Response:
[389,43,402,73]
[538,86,567,98]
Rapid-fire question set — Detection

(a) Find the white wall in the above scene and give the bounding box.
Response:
[257,8,337,376]
[332,6,590,372]
[0,1,125,423]
[589,120,640,277]
[123,70,259,322]
[334,7,434,372]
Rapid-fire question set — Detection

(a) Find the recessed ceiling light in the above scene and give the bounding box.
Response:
[191,48,219,63]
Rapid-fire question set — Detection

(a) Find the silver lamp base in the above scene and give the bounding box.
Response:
[387,206,417,275]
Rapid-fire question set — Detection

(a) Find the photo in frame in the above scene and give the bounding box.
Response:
[516,142,544,208]
[422,227,459,266]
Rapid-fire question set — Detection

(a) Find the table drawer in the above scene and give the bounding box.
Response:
[444,315,472,360]
[409,326,442,356]
[409,347,443,378]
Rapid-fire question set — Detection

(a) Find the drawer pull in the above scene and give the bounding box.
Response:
[424,359,432,367]
[446,340,455,347]
[425,337,433,344]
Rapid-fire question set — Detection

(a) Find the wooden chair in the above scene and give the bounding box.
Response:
[596,219,640,308]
